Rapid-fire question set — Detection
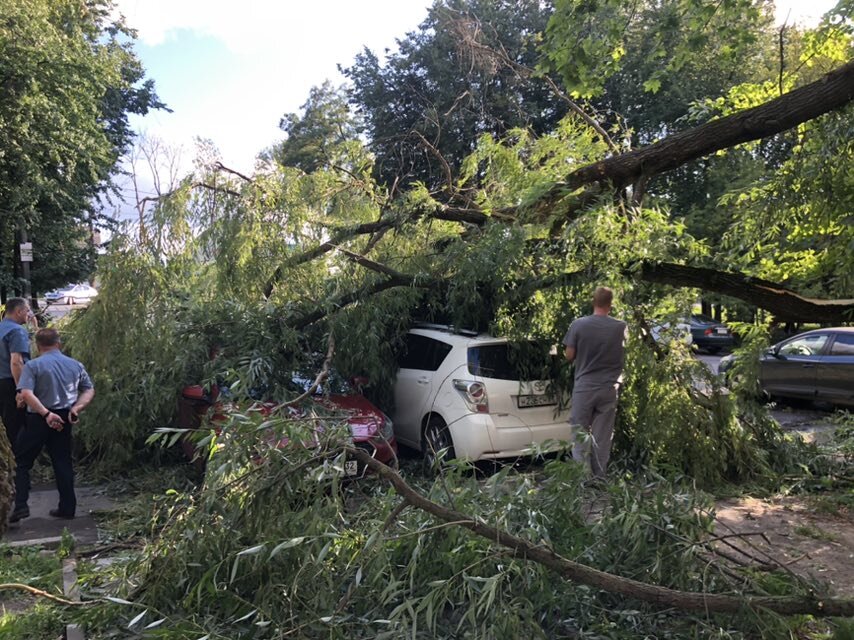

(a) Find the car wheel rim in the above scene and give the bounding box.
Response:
[424,422,451,469]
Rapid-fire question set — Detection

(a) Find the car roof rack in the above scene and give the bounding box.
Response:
[411,322,480,337]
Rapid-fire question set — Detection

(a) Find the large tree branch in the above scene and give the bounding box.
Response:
[638,262,854,323]
[290,273,430,330]
[347,448,854,618]
[558,59,854,195]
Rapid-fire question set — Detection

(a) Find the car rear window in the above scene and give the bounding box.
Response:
[467,342,553,381]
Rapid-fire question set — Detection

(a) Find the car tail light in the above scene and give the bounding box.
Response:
[704,328,713,336]
[372,414,394,442]
[453,379,489,413]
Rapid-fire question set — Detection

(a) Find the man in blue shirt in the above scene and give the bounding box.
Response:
[0,298,32,450]
[9,328,94,522]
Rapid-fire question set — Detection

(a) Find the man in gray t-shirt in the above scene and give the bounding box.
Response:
[563,287,627,478]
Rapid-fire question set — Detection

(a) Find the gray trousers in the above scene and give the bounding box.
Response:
[569,384,619,478]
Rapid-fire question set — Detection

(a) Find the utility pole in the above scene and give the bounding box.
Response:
[19,229,35,309]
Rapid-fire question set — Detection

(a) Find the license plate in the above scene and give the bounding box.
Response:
[517,394,557,408]
[716,328,728,335]
[344,460,358,476]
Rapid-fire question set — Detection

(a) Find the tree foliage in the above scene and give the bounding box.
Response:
[36,4,854,637]
[0,0,164,295]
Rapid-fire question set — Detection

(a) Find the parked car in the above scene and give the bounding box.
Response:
[650,320,693,347]
[178,371,398,475]
[719,327,854,408]
[689,314,735,354]
[44,283,98,305]
[391,325,570,467]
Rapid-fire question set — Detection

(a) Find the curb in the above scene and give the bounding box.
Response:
[62,546,85,640]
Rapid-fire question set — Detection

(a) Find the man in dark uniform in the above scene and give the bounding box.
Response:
[9,328,94,522]
[0,298,32,451]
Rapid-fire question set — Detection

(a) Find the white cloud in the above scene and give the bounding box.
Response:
[115,0,430,56]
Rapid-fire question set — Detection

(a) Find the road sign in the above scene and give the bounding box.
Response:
[20,242,33,262]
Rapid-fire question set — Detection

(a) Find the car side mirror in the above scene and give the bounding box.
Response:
[767,348,785,359]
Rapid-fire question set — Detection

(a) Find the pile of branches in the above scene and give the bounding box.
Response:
[62,410,853,639]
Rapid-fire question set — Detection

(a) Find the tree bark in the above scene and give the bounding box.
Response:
[560,59,854,194]
[348,448,854,618]
[638,262,854,323]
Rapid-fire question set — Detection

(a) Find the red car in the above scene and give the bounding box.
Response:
[178,377,398,474]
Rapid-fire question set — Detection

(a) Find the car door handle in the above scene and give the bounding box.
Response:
[416,377,430,385]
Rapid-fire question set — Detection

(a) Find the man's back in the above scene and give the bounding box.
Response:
[564,315,627,392]
[20,350,91,411]
[0,318,30,379]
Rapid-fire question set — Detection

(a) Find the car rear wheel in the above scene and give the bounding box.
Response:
[422,416,454,473]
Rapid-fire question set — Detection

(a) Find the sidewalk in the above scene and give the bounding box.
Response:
[3,484,116,547]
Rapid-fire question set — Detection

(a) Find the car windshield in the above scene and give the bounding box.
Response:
[289,369,352,395]
[691,314,717,324]
[467,342,554,381]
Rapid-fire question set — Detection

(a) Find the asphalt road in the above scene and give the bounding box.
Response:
[695,353,722,374]
[36,300,90,321]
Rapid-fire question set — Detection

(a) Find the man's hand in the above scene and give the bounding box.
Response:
[15,391,25,409]
[69,406,81,424]
[45,412,64,431]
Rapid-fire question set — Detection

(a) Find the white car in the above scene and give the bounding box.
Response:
[650,320,693,347]
[392,325,571,467]
[45,283,98,305]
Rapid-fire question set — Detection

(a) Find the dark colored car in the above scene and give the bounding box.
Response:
[178,375,398,474]
[719,327,854,407]
[690,314,735,354]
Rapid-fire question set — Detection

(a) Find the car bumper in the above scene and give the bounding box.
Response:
[350,436,398,474]
[692,333,735,348]
[447,412,572,461]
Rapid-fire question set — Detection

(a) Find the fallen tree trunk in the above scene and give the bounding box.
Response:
[637,262,854,323]
[348,448,854,618]
[559,59,854,195]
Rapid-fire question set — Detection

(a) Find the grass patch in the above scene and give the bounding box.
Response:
[0,546,62,592]
[793,524,839,542]
[809,491,854,516]
[0,603,64,639]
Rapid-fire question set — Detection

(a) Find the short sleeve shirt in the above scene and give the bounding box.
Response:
[18,350,93,412]
[0,318,30,380]
[563,315,628,392]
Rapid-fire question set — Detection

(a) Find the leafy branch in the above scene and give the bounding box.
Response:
[347,447,854,618]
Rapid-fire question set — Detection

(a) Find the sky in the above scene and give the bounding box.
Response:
[113,0,839,208]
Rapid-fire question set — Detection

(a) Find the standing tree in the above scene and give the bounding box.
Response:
[0,0,164,299]
[343,0,567,190]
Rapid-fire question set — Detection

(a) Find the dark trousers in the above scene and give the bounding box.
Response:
[0,377,26,451]
[15,410,76,516]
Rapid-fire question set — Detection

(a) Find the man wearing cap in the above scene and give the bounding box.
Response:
[9,328,94,522]
[0,298,32,451]
[563,286,628,479]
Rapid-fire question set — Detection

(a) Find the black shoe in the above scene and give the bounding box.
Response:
[9,507,29,523]
[49,509,75,520]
